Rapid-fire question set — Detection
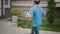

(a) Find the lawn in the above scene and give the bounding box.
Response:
[18,19,60,32]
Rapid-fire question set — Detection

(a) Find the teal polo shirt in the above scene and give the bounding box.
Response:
[29,5,44,27]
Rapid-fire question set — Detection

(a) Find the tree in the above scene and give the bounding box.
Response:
[46,0,56,25]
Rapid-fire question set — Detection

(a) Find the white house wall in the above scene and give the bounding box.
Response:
[11,1,60,7]
[55,0,60,2]
[11,1,47,7]
[56,3,60,7]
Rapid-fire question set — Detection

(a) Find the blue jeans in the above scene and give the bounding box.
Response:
[31,27,39,34]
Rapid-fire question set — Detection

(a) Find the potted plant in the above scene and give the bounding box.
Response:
[10,8,22,23]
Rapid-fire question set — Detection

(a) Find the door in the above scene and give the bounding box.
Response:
[56,7,60,19]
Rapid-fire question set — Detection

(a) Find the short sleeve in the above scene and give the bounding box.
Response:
[29,8,34,15]
[41,8,44,14]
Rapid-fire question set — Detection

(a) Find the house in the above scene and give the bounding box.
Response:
[0,0,60,19]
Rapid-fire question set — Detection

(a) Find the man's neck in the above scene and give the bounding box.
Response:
[34,4,39,6]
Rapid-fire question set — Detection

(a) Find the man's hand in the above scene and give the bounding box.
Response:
[25,13,32,19]
[26,15,32,19]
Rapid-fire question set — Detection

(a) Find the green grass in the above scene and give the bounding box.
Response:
[18,19,60,32]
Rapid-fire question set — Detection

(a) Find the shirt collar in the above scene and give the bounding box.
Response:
[34,4,39,6]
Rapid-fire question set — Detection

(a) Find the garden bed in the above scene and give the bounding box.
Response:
[18,19,60,32]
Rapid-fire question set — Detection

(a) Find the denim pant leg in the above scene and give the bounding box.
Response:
[31,27,35,34]
[35,27,39,34]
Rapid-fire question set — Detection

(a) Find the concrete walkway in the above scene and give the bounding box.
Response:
[0,19,60,34]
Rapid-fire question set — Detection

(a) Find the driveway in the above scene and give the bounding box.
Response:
[0,19,60,34]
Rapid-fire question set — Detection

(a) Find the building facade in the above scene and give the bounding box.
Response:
[0,0,60,19]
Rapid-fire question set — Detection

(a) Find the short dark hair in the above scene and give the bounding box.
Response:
[34,1,40,4]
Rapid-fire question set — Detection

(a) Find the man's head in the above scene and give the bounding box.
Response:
[33,0,40,5]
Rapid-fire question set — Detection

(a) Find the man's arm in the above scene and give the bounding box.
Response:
[26,8,33,19]
[41,8,45,17]
[42,13,45,17]
[44,13,45,17]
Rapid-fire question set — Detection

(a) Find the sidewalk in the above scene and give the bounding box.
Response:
[0,19,60,34]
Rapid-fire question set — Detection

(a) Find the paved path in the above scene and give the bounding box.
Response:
[0,19,60,34]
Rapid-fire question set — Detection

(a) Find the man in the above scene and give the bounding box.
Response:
[26,0,44,34]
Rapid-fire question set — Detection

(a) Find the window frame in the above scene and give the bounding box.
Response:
[4,0,11,8]
[0,0,1,16]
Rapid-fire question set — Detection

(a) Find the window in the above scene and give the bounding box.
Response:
[4,0,10,8]
[5,0,8,5]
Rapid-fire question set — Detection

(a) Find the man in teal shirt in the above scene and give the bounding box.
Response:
[26,0,44,34]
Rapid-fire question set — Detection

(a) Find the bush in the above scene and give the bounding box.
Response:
[10,8,23,16]
[46,0,56,25]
